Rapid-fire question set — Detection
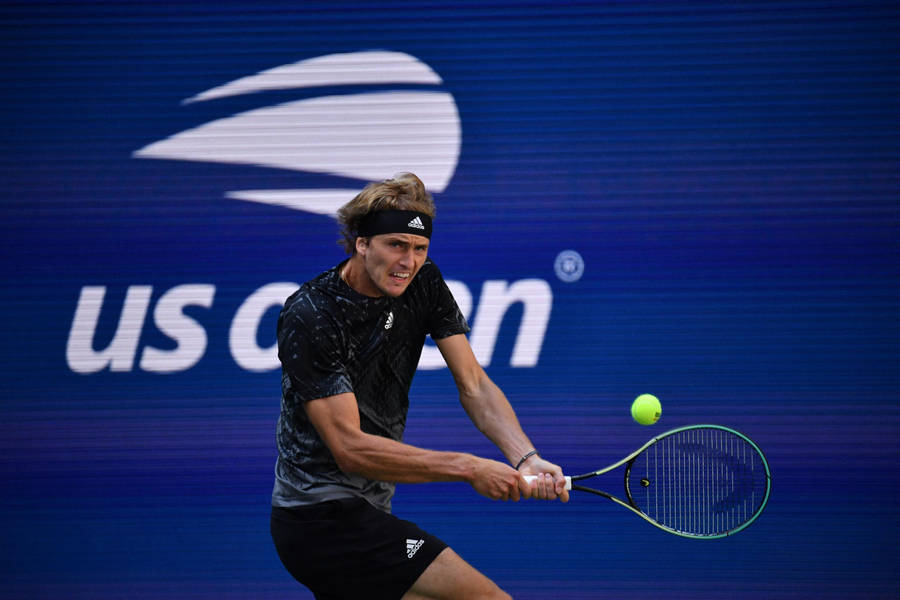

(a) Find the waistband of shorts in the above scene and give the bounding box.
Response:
[271,497,367,522]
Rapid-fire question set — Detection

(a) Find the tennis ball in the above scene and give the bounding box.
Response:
[631,394,661,425]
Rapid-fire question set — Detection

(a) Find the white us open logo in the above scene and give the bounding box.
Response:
[66,51,556,375]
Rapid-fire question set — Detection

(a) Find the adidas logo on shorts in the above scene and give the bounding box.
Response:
[406,538,424,559]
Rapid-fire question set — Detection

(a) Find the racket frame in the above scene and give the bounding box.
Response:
[569,424,771,539]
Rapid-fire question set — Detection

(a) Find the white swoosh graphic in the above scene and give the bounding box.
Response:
[134,52,461,216]
[225,189,360,216]
[183,50,443,104]
[135,91,460,191]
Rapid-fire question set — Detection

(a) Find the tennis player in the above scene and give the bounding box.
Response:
[270,173,568,599]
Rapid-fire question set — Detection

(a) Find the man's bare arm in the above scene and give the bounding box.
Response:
[303,391,525,501]
[436,333,569,501]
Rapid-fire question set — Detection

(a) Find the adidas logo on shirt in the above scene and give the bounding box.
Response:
[407,217,425,230]
[384,311,394,330]
[406,538,424,558]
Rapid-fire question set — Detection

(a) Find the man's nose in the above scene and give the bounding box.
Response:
[398,247,415,266]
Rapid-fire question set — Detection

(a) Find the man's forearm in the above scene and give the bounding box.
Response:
[334,429,477,484]
[458,374,535,466]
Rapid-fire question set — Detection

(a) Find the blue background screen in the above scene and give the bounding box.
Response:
[2,2,898,598]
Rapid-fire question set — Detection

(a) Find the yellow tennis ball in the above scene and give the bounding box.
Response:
[632,394,661,425]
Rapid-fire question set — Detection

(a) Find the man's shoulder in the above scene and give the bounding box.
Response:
[413,258,455,295]
[414,258,443,285]
[283,265,342,314]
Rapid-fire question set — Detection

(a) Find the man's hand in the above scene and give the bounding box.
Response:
[469,458,529,501]
[519,456,570,502]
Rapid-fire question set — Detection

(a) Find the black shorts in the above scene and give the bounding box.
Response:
[271,497,448,600]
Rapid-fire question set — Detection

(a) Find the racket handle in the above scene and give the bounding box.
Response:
[524,475,572,490]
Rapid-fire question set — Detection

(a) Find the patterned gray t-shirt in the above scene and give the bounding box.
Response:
[272,259,470,513]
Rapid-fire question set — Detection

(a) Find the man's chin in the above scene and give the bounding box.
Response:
[383,285,407,297]
[381,279,412,297]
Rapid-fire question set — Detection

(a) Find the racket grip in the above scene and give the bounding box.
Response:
[524,475,572,490]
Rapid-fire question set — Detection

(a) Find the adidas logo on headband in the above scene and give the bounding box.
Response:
[358,210,433,239]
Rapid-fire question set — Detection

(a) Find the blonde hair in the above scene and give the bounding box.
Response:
[336,173,436,254]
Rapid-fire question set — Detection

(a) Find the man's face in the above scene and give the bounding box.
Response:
[356,233,430,297]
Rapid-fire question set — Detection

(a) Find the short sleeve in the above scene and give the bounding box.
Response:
[423,262,470,340]
[277,292,353,402]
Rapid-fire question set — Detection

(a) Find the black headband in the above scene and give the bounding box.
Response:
[357,210,433,239]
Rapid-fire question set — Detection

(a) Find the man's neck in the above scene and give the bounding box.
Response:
[340,256,381,298]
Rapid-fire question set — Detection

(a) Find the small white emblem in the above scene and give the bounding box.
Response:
[406,538,424,558]
[384,311,394,330]
[554,249,584,283]
[407,217,425,230]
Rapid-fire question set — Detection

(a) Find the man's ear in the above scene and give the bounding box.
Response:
[355,236,369,256]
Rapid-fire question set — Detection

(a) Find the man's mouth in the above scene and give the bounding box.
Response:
[390,272,411,280]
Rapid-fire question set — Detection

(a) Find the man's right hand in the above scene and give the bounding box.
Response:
[469,458,528,501]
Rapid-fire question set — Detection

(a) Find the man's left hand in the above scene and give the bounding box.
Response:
[519,456,570,502]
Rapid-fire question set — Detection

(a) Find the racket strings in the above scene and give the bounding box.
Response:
[631,427,769,537]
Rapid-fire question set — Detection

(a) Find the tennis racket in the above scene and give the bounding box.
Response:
[526,424,771,539]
